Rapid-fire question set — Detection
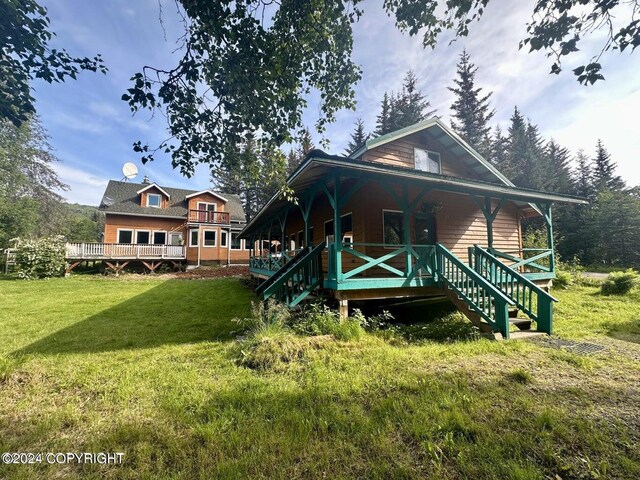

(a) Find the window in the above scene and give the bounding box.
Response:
[231,232,242,250]
[341,213,353,243]
[383,210,404,247]
[147,193,162,208]
[324,219,334,244]
[169,232,183,246]
[203,230,217,247]
[152,231,166,244]
[136,230,151,244]
[220,230,228,248]
[414,148,441,173]
[189,229,199,247]
[297,231,304,249]
[117,229,133,244]
[196,202,217,222]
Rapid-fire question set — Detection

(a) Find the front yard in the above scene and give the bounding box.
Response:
[1,276,639,479]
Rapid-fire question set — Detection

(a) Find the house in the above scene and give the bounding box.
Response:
[240,118,589,339]
[65,178,250,273]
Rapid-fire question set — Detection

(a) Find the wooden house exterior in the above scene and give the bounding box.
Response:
[241,119,588,339]
[65,179,250,273]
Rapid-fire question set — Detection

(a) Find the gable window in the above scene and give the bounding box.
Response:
[117,229,133,244]
[414,148,441,174]
[147,193,162,208]
[203,229,217,247]
[220,230,228,248]
[231,232,242,250]
[383,210,404,247]
[189,229,199,247]
[136,230,151,244]
[153,231,166,244]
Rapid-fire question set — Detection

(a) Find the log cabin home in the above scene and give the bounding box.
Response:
[241,118,589,339]
[65,178,250,273]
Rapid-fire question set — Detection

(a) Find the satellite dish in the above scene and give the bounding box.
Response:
[122,162,138,180]
[102,196,114,206]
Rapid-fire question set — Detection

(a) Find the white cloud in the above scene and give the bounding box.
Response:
[54,163,110,205]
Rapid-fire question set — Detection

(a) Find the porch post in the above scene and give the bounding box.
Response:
[543,203,555,273]
[333,173,342,284]
[485,197,494,249]
[403,183,412,277]
[279,209,289,256]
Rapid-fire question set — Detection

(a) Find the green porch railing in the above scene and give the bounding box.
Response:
[249,249,303,274]
[488,247,555,279]
[328,242,437,283]
[259,242,325,307]
[436,244,515,338]
[469,245,557,334]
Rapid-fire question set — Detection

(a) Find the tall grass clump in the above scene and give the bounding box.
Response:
[601,269,638,296]
[294,303,366,341]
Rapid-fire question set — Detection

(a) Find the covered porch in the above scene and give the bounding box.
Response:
[243,155,583,291]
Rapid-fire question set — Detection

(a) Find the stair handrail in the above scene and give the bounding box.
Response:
[259,242,326,299]
[435,244,515,306]
[470,245,558,303]
[256,245,312,296]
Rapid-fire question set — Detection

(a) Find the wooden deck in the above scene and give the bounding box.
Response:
[65,243,186,260]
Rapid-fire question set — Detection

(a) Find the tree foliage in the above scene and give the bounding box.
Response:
[345,118,369,155]
[448,49,495,158]
[374,70,435,136]
[0,0,107,127]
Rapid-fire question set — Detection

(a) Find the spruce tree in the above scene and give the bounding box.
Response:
[345,118,369,155]
[298,127,315,159]
[374,93,392,136]
[592,139,625,191]
[490,126,509,170]
[544,139,574,193]
[573,149,594,198]
[448,49,495,157]
[398,70,435,127]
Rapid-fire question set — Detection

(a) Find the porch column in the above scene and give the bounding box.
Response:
[279,210,289,256]
[298,192,315,248]
[476,197,505,250]
[333,174,342,283]
[402,184,412,276]
[542,203,555,273]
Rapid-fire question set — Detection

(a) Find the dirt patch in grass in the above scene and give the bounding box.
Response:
[172,265,249,279]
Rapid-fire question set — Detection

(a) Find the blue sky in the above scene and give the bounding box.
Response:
[35,0,640,205]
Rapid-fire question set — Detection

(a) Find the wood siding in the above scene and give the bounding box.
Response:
[361,131,477,179]
[104,214,249,264]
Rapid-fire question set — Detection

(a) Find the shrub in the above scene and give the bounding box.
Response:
[14,236,66,279]
[553,271,573,289]
[601,269,638,296]
[294,303,365,341]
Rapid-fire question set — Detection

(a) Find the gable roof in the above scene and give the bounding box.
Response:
[240,151,588,237]
[136,183,171,199]
[184,190,228,202]
[99,180,246,222]
[350,117,514,187]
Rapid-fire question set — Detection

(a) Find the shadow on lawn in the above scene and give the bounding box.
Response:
[15,279,254,356]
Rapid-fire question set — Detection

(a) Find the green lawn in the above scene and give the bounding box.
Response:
[1,277,639,479]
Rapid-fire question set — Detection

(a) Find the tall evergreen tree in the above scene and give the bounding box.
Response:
[374,70,435,136]
[374,93,392,136]
[573,149,594,198]
[448,49,495,157]
[345,118,369,155]
[490,126,509,170]
[544,139,574,193]
[592,139,625,191]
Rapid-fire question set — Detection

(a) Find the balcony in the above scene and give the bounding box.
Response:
[65,243,186,260]
[188,209,230,224]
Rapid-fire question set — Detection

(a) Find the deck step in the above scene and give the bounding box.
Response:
[509,318,532,331]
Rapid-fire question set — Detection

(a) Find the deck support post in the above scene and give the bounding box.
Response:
[337,296,349,319]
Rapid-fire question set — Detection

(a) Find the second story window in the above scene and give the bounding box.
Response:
[147,193,162,208]
[414,148,441,174]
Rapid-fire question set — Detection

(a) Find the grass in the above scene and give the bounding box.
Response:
[0,277,639,479]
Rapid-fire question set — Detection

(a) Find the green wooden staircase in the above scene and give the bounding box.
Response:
[256,242,325,307]
[433,244,556,339]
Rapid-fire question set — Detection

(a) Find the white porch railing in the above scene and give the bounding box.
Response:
[65,243,186,259]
